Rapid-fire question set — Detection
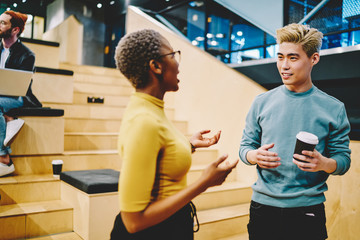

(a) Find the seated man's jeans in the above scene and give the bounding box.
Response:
[0,96,24,155]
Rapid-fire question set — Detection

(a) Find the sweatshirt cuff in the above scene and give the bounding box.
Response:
[331,155,350,175]
[239,148,256,166]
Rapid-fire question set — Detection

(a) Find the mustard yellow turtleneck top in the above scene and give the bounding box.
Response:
[118,92,192,212]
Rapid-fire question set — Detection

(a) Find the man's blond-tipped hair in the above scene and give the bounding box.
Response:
[276,23,323,57]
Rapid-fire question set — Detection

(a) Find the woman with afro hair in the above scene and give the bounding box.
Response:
[110,29,238,239]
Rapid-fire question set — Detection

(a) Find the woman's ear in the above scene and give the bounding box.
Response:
[149,59,162,75]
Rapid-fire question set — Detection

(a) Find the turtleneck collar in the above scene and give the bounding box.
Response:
[133,92,164,109]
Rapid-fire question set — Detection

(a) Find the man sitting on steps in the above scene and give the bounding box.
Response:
[0,10,42,177]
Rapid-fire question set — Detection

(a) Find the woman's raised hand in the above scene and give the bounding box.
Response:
[199,154,239,190]
[190,130,221,149]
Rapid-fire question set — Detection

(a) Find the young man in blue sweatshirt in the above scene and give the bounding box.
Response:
[239,23,351,240]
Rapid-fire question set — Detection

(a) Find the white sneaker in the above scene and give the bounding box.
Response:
[4,118,25,146]
[0,159,15,177]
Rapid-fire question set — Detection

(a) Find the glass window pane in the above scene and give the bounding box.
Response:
[266,44,278,58]
[207,15,230,53]
[230,51,243,64]
[231,24,263,50]
[242,48,263,60]
[33,16,44,40]
[187,7,206,49]
[266,33,276,45]
[350,30,360,46]
[22,14,33,38]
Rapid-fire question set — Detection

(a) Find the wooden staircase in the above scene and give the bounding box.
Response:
[0,59,252,239]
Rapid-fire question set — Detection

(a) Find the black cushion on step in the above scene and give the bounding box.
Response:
[6,107,64,117]
[60,169,120,194]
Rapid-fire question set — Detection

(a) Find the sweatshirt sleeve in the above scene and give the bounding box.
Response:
[239,98,262,165]
[327,105,351,175]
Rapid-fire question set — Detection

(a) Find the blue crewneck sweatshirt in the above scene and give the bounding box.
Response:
[239,85,351,207]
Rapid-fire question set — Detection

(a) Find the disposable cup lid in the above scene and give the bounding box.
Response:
[52,159,63,164]
[296,131,319,145]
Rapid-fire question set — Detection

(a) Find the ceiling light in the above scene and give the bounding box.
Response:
[110,1,115,5]
[210,40,218,46]
[189,1,204,7]
[216,33,224,38]
[97,3,102,8]
[195,36,204,41]
[13,3,18,7]
[22,0,27,2]
[192,40,198,46]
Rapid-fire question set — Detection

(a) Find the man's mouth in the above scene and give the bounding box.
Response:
[282,73,292,79]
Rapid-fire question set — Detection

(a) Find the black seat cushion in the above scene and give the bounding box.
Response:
[60,169,120,194]
[6,107,64,117]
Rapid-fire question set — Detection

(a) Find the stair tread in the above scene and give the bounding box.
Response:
[63,149,118,155]
[0,200,72,218]
[63,148,219,156]
[65,132,119,136]
[60,62,125,76]
[217,232,248,240]
[46,103,126,108]
[0,174,58,185]
[197,203,250,224]
[204,181,251,193]
[25,231,82,240]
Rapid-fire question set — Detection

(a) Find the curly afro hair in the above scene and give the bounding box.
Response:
[115,29,163,88]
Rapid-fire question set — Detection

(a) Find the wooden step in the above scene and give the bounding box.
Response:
[62,149,215,167]
[187,164,237,185]
[33,71,74,104]
[73,71,129,86]
[28,232,83,240]
[65,118,121,133]
[0,200,73,240]
[193,182,252,210]
[0,175,60,205]
[73,82,133,96]
[11,116,64,156]
[60,63,125,79]
[12,152,121,176]
[64,118,188,135]
[44,103,126,119]
[24,42,60,69]
[195,204,250,240]
[192,149,219,165]
[44,103,175,120]
[73,92,130,106]
[63,149,118,155]
[217,232,248,240]
[64,132,118,151]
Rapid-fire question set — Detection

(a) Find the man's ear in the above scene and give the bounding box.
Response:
[12,27,20,36]
[311,52,320,66]
[149,59,162,75]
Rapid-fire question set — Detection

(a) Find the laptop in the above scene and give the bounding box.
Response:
[0,68,33,97]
